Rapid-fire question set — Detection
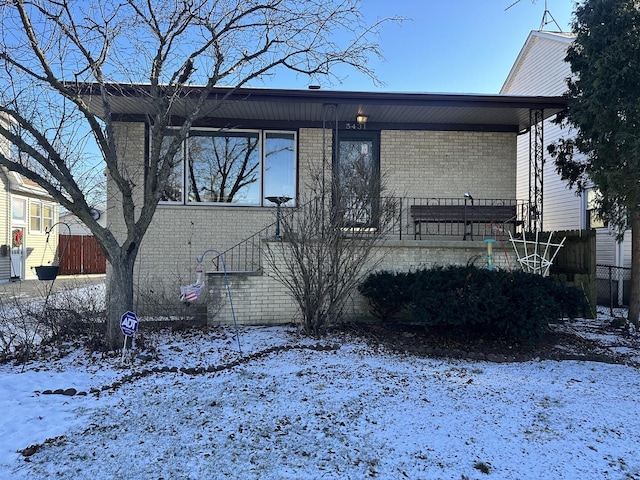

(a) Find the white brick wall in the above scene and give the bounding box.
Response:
[382,130,517,200]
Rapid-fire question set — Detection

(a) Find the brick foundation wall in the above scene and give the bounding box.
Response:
[206,238,519,326]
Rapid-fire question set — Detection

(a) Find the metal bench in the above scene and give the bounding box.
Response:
[410,204,519,240]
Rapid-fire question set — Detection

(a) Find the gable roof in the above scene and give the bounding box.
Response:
[77,83,566,134]
[501,30,576,95]
[1,167,52,199]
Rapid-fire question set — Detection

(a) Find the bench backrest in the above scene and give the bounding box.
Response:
[410,204,517,223]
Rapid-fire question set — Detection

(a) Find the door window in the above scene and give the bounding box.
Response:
[336,132,380,228]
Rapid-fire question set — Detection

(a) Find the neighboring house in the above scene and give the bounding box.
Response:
[501,30,631,305]
[0,114,60,282]
[81,85,565,323]
[0,114,61,283]
[0,168,59,282]
[60,206,106,235]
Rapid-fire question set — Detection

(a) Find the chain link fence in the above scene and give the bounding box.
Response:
[596,264,631,314]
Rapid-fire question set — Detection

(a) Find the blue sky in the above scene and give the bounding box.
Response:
[257,0,577,94]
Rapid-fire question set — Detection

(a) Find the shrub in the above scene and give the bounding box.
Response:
[359,266,587,343]
[409,266,587,343]
[358,270,413,322]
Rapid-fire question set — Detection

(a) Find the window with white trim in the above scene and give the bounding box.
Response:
[160,129,296,206]
[29,201,54,233]
[30,202,41,232]
[43,204,53,231]
[12,197,26,224]
[586,188,605,229]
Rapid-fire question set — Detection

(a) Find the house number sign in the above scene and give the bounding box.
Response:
[344,122,367,130]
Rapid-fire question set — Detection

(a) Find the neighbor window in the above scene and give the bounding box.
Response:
[12,197,26,223]
[159,129,296,206]
[586,188,605,229]
[43,204,53,231]
[30,202,42,232]
[29,201,55,233]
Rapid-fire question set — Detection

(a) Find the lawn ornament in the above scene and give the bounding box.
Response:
[509,230,565,276]
[180,265,204,303]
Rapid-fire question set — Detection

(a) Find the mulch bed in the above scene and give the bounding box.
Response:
[340,321,636,366]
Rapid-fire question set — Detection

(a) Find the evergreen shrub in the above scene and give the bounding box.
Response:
[359,266,587,343]
[358,270,413,322]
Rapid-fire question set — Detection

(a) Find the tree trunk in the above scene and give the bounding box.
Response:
[105,254,136,350]
[628,211,640,326]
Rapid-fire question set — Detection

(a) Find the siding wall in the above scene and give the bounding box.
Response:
[0,170,9,281]
[24,224,57,279]
[502,32,582,233]
[503,31,631,271]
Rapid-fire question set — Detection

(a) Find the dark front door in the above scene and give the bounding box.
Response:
[336,131,380,228]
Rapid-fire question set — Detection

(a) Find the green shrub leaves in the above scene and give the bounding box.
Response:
[359,266,587,343]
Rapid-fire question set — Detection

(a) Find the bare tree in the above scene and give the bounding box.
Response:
[0,0,396,349]
[187,132,260,202]
[264,164,397,337]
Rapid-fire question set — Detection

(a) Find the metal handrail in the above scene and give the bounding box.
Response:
[206,196,528,272]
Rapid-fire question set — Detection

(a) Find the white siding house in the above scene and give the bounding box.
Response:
[60,206,106,235]
[501,30,631,281]
[0,114,60,282]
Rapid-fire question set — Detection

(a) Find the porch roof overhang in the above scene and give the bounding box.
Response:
[77,83,567,133]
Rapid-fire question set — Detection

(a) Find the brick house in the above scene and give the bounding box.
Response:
[86,86,565,324]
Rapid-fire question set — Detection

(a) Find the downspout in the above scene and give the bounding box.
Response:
[2,169,10,281]
[4,172,9,249]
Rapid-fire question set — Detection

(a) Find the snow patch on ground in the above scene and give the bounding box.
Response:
[1,322,639,479]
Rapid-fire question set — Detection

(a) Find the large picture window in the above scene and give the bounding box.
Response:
[160,129,296,206]
[264,132,296,201]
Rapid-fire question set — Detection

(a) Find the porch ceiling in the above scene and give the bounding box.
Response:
[77,84,566,133]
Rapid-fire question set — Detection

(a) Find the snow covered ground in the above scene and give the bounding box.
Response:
[1,288,639,479]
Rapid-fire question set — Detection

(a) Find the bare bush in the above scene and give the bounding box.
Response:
[264,168,397,337]
[0,279,108,362]
[134,274,210,328]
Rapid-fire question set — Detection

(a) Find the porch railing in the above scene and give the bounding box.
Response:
[206,196,529,273]
[392,197,528,241]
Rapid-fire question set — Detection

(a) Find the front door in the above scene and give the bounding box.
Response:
[336,131,380,228]
[10,227,24,280]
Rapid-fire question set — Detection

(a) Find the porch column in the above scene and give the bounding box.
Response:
[528,109,544,233]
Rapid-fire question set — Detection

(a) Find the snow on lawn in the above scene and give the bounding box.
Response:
[1,322,639,480]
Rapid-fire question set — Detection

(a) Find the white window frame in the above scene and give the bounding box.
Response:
[29,200,56,234]
[30,201,42,233]
[11,196,27,225]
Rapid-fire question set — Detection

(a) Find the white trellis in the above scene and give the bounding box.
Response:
[509,231,566,276]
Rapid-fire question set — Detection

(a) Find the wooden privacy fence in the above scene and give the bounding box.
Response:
[57,235,106,275]
[544,229,596,317]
